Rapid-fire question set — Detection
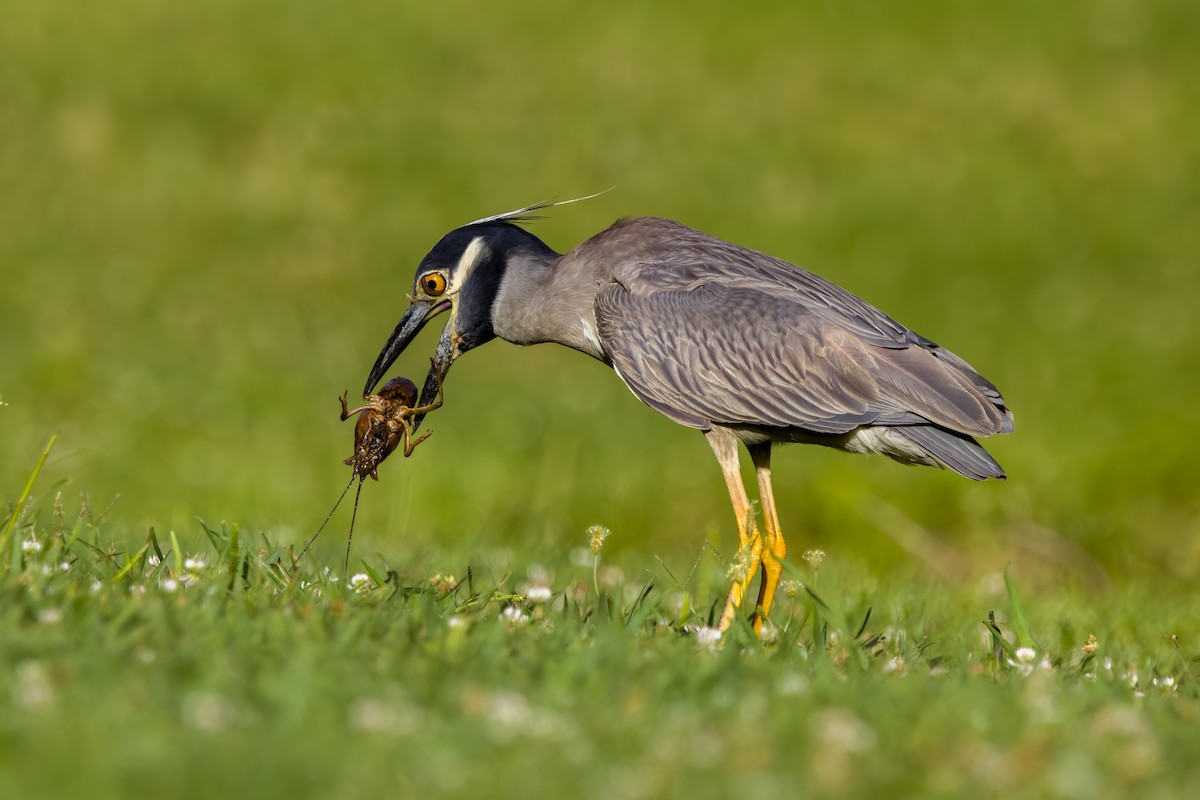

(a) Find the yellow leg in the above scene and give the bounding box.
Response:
[706,429,761,632]
[750,444,787,632]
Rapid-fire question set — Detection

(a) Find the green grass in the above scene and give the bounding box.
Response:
[3,479,1198,800]
[3,1,1200,796]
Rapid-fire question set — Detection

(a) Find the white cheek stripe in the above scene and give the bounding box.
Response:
[450,236,488,294]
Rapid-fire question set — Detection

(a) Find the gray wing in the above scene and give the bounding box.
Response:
[594,271,1011,438]
[595,219,1012,420]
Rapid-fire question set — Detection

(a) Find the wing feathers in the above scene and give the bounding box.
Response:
[595,277,1012,441]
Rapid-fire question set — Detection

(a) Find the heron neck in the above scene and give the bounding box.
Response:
[491,248,610,361]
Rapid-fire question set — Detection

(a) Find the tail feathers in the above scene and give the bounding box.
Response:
[901,425,1006,481]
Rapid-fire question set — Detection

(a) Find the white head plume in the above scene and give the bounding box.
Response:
[465,188,613,227]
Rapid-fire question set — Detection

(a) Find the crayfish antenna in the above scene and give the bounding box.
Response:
[293,473,355,581]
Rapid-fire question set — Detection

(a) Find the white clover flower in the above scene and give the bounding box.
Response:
[597,565,625,591]
[182,691,236,732]
[89,578,103,594]
[147,555,161,568]
[184,557,205,571]
[348,697,399,733]
[1015,647,1037,663]
[758,621,781,645]
[524,585,553,604]
[350,573,370,591]
[58,562,71,573]
[777,672,808,696]
[501,605,530,626]
[688,626,723,647]
[160,578,179,593]
[22,537,42,555]
[14,661,53,709]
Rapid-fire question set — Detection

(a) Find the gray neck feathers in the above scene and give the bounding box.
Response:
[490,247,611,362]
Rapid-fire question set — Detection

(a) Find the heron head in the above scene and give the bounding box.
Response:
[363,221,554,402]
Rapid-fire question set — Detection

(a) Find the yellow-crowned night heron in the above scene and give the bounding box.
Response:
[364,204,1013,632]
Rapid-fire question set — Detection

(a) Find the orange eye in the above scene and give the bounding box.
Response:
[419,272,447,297]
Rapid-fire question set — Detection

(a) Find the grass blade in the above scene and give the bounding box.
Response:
[1,431,58,558]
[112,535,152,583]
[226,522,241,591]
[985,610,1018,663]
[1004,567,1034,648]
[169,529,184,576]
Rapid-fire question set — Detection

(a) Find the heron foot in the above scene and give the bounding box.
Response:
[717,530,762,631]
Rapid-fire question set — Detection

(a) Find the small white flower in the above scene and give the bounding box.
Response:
[526,563,552,585]
[14,661,54,709]
[130,584,146,596]
[182,691,236,732]
[160,578,179,593]
[184,557,205,571]
[777,672,808,696]
[689,626,723,647]
[1015,647,1037,663]
[447,616,468,630]
[22,538,42,555]
[89,578,103,594]
[802,549,826,570]
[350,573,370,590]
[501,605,530,625]
[147,555,161,567]
[58,562,70,573]
[349,697,399,733]
[38,608,63,625]
[597,565,625,591]
[524,586,553,604]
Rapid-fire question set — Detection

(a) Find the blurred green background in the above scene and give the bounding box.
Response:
[3,0,1198,586]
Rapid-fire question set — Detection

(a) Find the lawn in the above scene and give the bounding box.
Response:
[2,1,1199,797]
